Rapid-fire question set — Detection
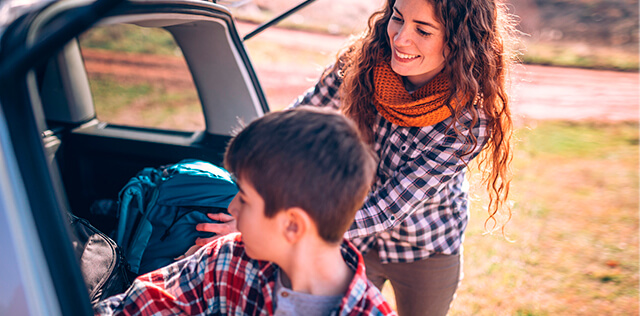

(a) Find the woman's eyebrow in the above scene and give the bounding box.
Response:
[393,6,439,30]
[393,6,404,17]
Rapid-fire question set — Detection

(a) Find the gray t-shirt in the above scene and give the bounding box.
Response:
[273,271,343,316]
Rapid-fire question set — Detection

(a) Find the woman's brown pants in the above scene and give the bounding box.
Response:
[363,249,461,316]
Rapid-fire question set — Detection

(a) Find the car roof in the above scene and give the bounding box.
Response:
[0,0,54,28]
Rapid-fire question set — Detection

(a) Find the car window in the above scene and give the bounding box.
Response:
[78,24,204,132]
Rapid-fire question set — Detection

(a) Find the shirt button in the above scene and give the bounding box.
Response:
[281,291,289,298]
[401,145,407,151]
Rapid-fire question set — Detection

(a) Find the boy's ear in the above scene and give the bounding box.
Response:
[281,207,311,243]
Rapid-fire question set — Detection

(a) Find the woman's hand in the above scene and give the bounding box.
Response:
[195,213,238,246]
[175,213,238,260]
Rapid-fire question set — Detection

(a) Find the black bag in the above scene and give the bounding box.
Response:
[68,213,132,304]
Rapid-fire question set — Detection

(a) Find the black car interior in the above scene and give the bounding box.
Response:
[26,2,268,233]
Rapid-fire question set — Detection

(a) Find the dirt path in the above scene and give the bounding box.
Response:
[510,64,639,122]
[84,22,639,122]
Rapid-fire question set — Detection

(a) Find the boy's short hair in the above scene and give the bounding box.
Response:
[224,106,377,243]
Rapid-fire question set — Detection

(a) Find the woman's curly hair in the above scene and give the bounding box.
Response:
[335,0,518,233]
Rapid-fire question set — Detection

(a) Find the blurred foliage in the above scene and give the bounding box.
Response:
[512,0,639,71]
[231,0,639,71]
[80,25,181,56]
[519,0,638,47]
[521,41,639,71]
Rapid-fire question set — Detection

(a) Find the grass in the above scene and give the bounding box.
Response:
[446,121,638,315]
[88,74,204,131]
[380,121,639,315]
[88,74,153,117]
[81,24,204,130]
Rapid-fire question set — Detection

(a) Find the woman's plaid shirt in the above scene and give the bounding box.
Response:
[94,233,395,316]
[291,67,490,263]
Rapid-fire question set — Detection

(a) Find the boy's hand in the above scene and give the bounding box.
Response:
[195,213,238,246]
[174,244,201,261]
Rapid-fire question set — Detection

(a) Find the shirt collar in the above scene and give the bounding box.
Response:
[337,239,369,313]
[248,238,370,314]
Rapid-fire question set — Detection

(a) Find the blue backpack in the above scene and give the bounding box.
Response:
[114,159,238,275]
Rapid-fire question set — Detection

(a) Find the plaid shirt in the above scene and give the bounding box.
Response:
[94,233,395,316]
[291,67,489,263]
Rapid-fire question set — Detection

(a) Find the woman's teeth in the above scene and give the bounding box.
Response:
[396,51,419,59]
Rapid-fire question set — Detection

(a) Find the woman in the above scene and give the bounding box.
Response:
[198,0,516,314]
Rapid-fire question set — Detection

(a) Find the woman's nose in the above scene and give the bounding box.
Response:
[394,25,412,46]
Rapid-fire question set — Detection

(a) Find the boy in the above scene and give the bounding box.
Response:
[94,107,395,315]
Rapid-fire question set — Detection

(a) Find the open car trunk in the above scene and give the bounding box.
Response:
[33,0,268,228]
[0,0,269,313]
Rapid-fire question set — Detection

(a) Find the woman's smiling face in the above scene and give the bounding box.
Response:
[387,0,448,90]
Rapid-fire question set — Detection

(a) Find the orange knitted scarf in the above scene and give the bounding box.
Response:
[373,59,454,127]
